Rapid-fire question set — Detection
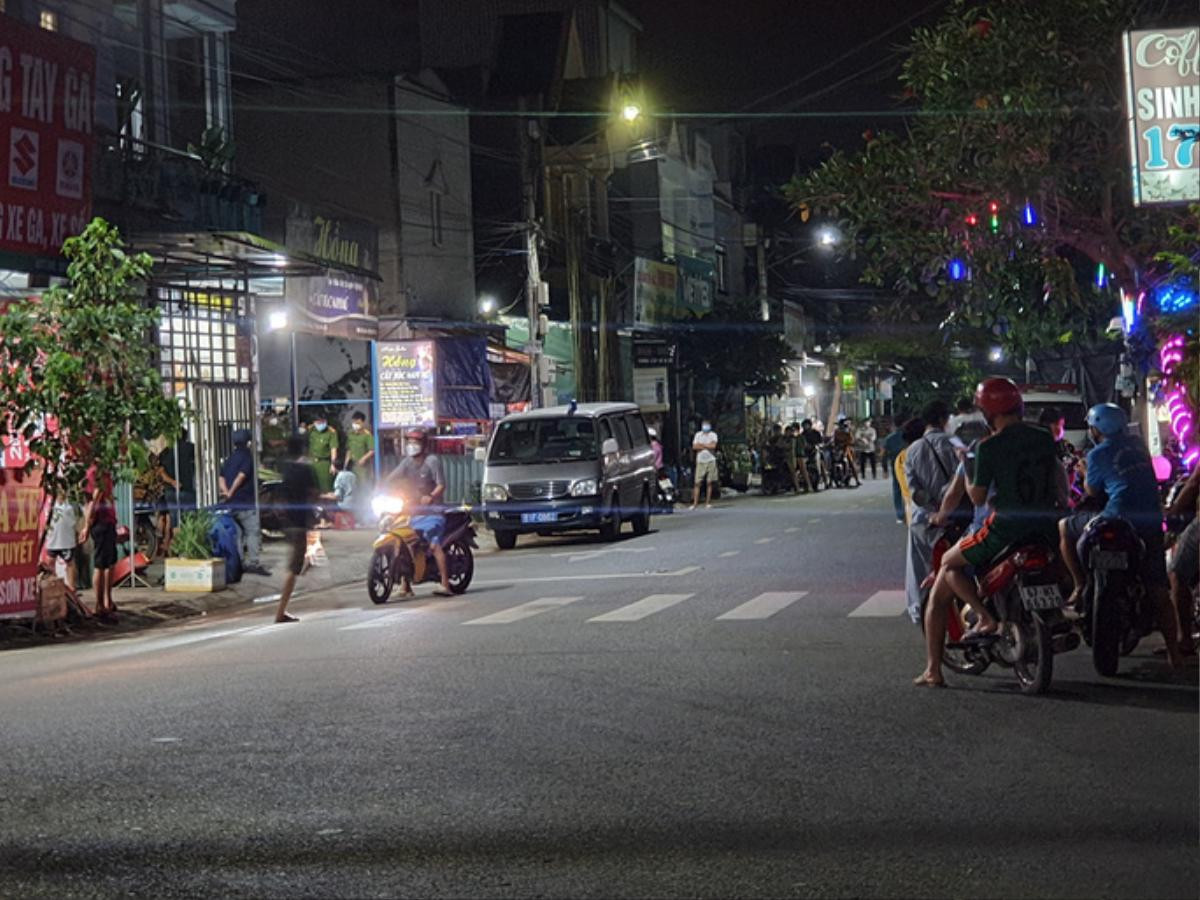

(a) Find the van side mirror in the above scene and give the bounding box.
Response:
[601,438,619,457]
[474,446,486,462]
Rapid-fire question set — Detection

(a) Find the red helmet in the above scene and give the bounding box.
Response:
[974,377,1023,419]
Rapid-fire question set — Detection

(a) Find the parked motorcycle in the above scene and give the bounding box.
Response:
[653,472,677,514]
[367,495,477,603]
[1075,516,1154,676]
[760,445,793,495]
[922,537,1076,695]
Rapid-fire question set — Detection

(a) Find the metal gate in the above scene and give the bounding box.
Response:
[190,384,257,508]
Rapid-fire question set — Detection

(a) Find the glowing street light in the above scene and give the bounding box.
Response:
[988,346,1004,363]
[817,227,840,248]
[267,309,289,331]
[478,294,498,316]
[621,102,642,122]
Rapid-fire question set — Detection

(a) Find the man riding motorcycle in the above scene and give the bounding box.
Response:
[916,377,1065,687]
[1057,403,1183,668]
[383,427,453,596]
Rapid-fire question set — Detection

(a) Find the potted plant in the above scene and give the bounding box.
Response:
[165,510,226,592]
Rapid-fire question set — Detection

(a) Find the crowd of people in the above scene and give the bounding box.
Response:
[892,378,1196,687]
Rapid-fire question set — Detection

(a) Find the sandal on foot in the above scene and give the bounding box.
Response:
[274,614,298,624]
[912,673,945,688]
[433,588,454,597]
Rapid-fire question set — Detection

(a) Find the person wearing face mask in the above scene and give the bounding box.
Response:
[384,427,452,596]
[344,411,376,511]
[307,415,339,494]
[690,420,719,510]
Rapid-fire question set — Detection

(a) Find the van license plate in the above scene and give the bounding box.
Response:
[1092,550,1128,570]
[521,512,558,524]
[1019,584,1063,610]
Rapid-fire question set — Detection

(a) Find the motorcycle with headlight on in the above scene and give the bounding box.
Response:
[367,494,478,603]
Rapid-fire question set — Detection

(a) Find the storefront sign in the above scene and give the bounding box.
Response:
[1122,26,1200,205]
[634,257,679,326]
[286,207,379,338]
[677,254,715,317]
[0,17,95,258]
[633,367,669,412]
[0,468,41,619]
[633,339,674,368]
[840,371,858,391]
[376,340,436,429]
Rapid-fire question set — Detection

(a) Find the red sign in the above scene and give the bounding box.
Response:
[0,17,95,258]
[0,468,41,619]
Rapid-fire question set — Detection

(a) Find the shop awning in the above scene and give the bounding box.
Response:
[126,231,383,282]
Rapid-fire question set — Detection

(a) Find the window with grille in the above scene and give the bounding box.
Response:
[154,288,253,394]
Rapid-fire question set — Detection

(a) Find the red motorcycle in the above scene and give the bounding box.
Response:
[921,528,1078,695]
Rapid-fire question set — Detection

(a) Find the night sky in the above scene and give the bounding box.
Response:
[629,0,947,163]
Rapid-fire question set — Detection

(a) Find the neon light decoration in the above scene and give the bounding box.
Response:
[1022,202,1037,226]
[1095,262,1107,288]
[1119,288,1137,333]
[1155,281,1198,314]
[948,258,966,281]
[1160,334,1196,468]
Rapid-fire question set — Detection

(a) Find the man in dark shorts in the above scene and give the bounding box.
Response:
[916,378,1064,687]
[274,434,318,623]
[1058,403,1183,668]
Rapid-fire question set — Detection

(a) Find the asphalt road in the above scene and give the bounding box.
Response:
[2,480,1196,899]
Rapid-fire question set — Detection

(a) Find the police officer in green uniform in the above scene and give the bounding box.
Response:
[308,414,339,493]
[344,411,376,508]
[261,408,290,472]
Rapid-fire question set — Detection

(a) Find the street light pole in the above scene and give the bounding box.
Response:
[519,101,544,408]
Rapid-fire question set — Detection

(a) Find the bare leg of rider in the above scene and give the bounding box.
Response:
[1170,572,1196,654]
[433,542,452,594]
[1058,518,1086,606]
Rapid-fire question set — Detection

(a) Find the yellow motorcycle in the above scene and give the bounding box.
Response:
[367,495,477,604]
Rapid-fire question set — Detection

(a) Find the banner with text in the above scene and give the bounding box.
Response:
[285,206,379,338]
[1122,26,1200,206]
[376,340,437,429]
[0,17,95,258]
[633,257,679,326]
[0,469,41,619]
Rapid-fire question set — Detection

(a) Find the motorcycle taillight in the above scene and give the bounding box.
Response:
[1011,547,1051,571]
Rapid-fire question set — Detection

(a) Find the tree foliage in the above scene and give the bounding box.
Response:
[839,332,983,417]
[676,296,792,428]
[0,218,183,507]
[786,0,1191,359]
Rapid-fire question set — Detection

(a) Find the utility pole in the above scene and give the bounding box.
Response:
[519,100,544,408]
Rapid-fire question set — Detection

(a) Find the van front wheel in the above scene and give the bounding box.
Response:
[600,494,621,542]
[494,531,517,550]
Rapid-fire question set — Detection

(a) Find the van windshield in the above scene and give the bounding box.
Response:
[1023,401,1087,430]
[488,417,598,464]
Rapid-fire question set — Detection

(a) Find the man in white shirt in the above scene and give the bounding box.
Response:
[947,397,989,449]
[691,420,719,510]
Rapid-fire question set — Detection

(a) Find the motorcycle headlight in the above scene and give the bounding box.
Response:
[570,478,598,497]
[371,495,405,518]
[482,483,508,502]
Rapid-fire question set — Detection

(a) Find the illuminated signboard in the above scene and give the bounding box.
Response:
[1122,26,1200,205]
[376,340,436,429]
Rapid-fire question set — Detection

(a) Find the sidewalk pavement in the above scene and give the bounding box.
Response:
[0,526,501,649]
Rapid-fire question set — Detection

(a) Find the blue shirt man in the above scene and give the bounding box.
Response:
[1084,433,1163,531]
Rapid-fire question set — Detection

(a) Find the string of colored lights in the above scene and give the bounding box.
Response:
[1159,335,1197,469]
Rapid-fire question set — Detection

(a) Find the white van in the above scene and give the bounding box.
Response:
[1018,384,1089,446]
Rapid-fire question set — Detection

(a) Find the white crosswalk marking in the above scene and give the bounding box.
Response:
[339,611,413,631]
[849,590,908,617]
[719,550,740,558]
[462,596,582,625]
[754,537,774,544]
[587,593,693,623]
[785,527,800,534]
[716,591,807,621]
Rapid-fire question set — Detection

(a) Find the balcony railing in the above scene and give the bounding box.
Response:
[94,134,265,234]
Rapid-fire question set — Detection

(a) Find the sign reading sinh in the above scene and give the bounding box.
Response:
[1122,26,1200,206]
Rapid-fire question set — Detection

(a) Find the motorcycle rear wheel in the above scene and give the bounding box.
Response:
[368,548,394,605]
[1090,571,1123,677]
[445,541,474,594]
[1013,615,1054,695]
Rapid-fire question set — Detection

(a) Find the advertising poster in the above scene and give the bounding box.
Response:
[634,257,679,326]
[0,466,41,619]
[0,17,96,258]
[377,340,436,429]
[1122,26,1200,205]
